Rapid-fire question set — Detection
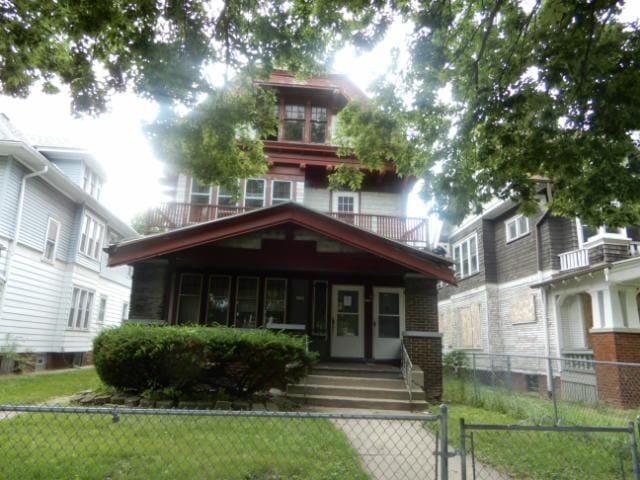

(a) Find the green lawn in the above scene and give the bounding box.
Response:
[0,413,368,479]
[0,368,102,405]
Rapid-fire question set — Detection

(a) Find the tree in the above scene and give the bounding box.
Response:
[3,1,639,225]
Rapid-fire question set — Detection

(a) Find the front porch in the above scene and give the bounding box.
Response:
[109,203,454,402]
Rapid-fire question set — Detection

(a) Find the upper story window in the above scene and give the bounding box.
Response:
[332,191,359,214]
[244,179,266,208]
[190,180,211,204]
[43,217,61,262]
[453,233,479,279]
[83,167,102,200]
[272,180,293,205]
[505,214,530,243]
[283,105,305,141]
[217,185,236,206]
[576,219,628,246]
[79,213,105,260]
[311,107,327,143]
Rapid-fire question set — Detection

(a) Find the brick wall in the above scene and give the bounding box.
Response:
[592,332,640,408]
[129,263,169,321]
[404,277,442,401]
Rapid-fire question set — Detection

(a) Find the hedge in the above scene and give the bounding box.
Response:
[93,325,317,399]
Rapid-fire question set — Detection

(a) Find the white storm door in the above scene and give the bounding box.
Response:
[373,288,405,360]
[331,285,365,358]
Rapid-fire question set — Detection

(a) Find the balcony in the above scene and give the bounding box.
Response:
[559,240,640,272]
[141,202,429,247]
[559,249,590,271]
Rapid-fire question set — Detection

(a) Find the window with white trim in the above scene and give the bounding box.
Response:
[505,214,530,242]
[67,287,94,330]
[264,278,287,325]
[121,302,129,322]
[97,295,107,327]
[206,275,231,325]
[79,213,105,260]
[272,180,292,205]
[217,185,237,206]
[190,179,211,205]
[452,233,479,278]
[332,191,359,214]
[244,179,266,208]
[83,167,103,200]
[235,277,259,328]
[43,217,61,262]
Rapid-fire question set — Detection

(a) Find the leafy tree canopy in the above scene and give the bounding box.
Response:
[3,0,640,226]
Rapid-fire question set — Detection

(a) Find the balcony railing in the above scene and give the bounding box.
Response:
[559,248,590,271]
[142,202,429,246]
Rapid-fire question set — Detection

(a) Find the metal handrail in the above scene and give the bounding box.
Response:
[401,342,413,403]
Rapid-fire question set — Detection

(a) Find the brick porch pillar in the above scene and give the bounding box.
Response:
[591,331,640,408]
[403,276,443,402]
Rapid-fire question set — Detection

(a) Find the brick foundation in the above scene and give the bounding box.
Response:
[591,331,640,408]
[403,277,443,402]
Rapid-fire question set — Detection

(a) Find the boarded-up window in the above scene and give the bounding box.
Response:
[439,309,455,349]
[458,304,482,348]
[511,293,537,324]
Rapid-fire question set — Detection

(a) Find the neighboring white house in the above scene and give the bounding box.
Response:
[0,114,137,370]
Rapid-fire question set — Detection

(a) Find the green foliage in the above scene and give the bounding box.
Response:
[0,334,34,374]
[146,84,276,193]
[442,350,469,377]
[0,368,102,405]
[93,325,318,399]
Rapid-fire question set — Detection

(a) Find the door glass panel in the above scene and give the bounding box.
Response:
[336,290,359,336]
[379,316,400,338]
[379,292,399,315]
[337,291,358,314]
[378,292,400,339]
[337,314,359,336]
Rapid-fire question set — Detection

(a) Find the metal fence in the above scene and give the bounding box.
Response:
[0,405,446,480]
[444,352,640,427]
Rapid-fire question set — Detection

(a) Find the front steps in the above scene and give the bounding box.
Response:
[288,363,429,412]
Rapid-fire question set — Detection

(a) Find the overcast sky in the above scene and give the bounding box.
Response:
[1,6,638,225]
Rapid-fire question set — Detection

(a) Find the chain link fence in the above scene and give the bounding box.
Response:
[444,352,640,427]
[0,405,445,480]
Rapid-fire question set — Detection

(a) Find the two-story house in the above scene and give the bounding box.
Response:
[438,188,640,407]
[107,71,456,404]
[0,114,137,370]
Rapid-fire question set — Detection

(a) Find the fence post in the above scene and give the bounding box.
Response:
[506,354,512,393]
[440,404,449,480]
[632,418,640,480]
[547,356,559,425]
[472,353,478,401]
[459,418,467,480]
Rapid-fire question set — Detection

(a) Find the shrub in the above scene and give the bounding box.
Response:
[93,325,317,399]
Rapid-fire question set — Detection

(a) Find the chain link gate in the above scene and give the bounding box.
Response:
[458,419,640,480]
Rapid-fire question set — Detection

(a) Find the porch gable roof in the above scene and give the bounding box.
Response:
[107,202,455,284]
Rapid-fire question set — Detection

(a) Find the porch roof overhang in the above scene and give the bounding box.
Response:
[107,202,456,284]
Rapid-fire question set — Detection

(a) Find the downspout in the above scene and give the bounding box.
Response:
[0,166,49,319]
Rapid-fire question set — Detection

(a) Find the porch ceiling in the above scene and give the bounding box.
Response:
[107,202,455,284]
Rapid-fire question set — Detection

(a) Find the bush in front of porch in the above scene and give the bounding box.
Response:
[93,325,317,401]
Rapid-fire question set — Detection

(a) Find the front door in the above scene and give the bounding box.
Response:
[373,288,405,360]
[331,285,365,358]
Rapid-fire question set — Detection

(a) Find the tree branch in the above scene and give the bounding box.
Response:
[473,0,505,90]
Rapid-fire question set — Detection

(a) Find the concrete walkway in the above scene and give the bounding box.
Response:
[310,407,507,480]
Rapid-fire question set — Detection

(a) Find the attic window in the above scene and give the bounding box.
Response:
[283,105,305,141]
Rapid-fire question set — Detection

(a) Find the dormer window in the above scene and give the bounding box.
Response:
[311,107,327,143]
[283,105,305,141]
[83,167,102,200]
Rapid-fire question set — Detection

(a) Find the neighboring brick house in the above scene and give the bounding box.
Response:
[438,191,640,407]
[0,115,137,370]
[108,71,455,403]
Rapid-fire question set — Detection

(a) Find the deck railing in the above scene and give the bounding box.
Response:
[559,248,590,271]
[142,202,429,246]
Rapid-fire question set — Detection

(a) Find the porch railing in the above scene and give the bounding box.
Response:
[561,351,596,372]
[141,202,429,246]
[400,342,413,403]
[559,248,590,271]
[630,241,640,257]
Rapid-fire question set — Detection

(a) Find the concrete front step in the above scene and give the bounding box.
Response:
[303,374,407,389]
[289,383,426,401]
[288,393,428,411]
[312,364,403,380]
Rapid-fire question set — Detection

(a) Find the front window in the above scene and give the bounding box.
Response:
[376,290,402,339]
[505,214,530,242]
[67,287,94,330]
[311,107,327,143]
[79,213,105,260]
[272,180,292,205]
[121,302,129,322]
[190,180,211,205]
[244,179,266,208]
[283,104,305,141]
[235,277,259,328]
[206,275,230,325]
[453,233,479,279]
[312,281,329,336]
[43,217,61,262]
[176,274,202,325]
[264,278,287,325]
[97,296,107,327]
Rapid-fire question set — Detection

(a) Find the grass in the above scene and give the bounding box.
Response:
[430,376,639,479]
[0,413,368,479]
[0,368,102,405]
